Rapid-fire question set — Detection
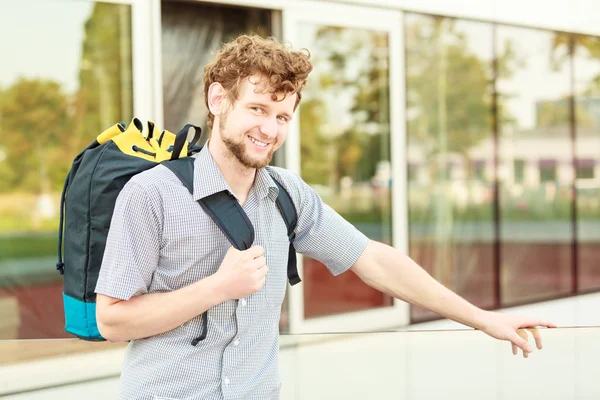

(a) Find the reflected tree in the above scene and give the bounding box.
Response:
[406,18,493,182]
[301,26,389,188]
[0,2,132,232]
[299,98,331,186]
[406,17,494,283]
[552,33,600,125]
[77,3,132,149]
[0,79,71,194]
[405,16,521,295]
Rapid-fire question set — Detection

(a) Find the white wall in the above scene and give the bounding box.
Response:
[327,0,600,36]
[2,293,600,399]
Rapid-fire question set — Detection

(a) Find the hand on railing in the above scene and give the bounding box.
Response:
[479,311,557,358]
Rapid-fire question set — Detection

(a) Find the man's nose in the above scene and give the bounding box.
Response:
[259,117,278,139]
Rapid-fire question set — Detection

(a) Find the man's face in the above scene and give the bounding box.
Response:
[217,76,296,169]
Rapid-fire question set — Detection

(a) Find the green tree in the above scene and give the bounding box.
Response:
[535,98,595,127]
[404,16,519,292]
[0,79,71,193]
[552,33,600,124]
[300,26,390,186]
[406,18,493,172]
[299,98,331,186]
[77,3,132,145]
[0,3,133,195]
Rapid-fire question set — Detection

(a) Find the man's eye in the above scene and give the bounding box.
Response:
[277,116,288,122]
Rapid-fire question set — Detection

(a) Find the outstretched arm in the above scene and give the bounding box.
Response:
[350,240,556,356]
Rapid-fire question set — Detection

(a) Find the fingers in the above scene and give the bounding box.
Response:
[517,329,530,358]
[223,247,243,263]
[519,319,557,329]
[529,328,543,350]
[509,329,532,356]
[510,328,546,357]
[248,256,267,270]
[226,246,263,260]
[257,265,268,278]
[246,246,264,258]
[516,319,554,352]
[257,274,267,288]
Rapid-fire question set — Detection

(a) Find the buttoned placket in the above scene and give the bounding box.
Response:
[222,187,263,398]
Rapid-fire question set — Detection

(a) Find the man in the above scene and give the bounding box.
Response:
[95,35,555,400]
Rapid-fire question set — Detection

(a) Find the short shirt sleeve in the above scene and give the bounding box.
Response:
[269,168,369,276]
[95,178,163,300]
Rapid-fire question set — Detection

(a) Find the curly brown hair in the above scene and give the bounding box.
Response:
[203,35,313,129]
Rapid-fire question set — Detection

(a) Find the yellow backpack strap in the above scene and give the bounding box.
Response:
[148,131,187,162]
[111,118,158,162]
[151,129,181,162]
[96,122,126,145]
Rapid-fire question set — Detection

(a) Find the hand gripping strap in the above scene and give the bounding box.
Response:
[163,157,301,285]
[162,157,302,344]
[162,156,254,345]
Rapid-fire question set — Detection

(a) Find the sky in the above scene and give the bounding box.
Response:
[1,0,599,129]
[445,19,599,130]
[0,1,96,94]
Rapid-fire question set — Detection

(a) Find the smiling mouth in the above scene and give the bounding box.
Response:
[248,136,269,148]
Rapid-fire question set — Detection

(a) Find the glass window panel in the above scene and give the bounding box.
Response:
[161,1,272,135]
[497,27,573,305]
[160,1,277,327]
[573,35,600,292]
[514,159,526,183]
[405,15,495,322]
[297,25,393,319]
[0,1,133,339]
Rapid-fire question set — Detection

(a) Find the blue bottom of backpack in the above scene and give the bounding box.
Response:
[63,293,104,341]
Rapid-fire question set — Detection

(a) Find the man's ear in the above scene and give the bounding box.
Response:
[208,82,228,116]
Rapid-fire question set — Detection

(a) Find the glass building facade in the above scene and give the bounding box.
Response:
[0,0,598,355]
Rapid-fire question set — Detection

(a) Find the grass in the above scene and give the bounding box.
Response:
[0,233,58,261]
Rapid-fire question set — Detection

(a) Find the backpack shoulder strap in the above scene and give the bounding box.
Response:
[163,158,301,286]
[162,157,255,251]
[269,175,301,286]
[162,157,194,193]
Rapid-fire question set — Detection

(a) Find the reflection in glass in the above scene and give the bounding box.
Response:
[0,1,133,339]
[160,2,284,329]
[161,1,272,135]
[405,15,495,322]
[298,25,393,318]
[571,35,600,291]
[497,27,573,305]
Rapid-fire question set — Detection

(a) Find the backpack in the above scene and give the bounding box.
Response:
[56,118,300,343]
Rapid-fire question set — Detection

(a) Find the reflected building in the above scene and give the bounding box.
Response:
[1,3,600,395]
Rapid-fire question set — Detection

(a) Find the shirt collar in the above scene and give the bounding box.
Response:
[255,167,279,202]
[192,144,233,201]
[192,143,279,202]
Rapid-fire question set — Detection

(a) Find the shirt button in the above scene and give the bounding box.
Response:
[241,299,247,306]
[233,339,240,346]
[224,377,230,385]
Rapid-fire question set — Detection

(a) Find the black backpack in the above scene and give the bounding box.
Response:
[57,118,300,343]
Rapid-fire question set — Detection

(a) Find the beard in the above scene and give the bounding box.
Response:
[219,114,276,169]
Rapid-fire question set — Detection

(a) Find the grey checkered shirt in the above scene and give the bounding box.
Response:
[95,145,369,400]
